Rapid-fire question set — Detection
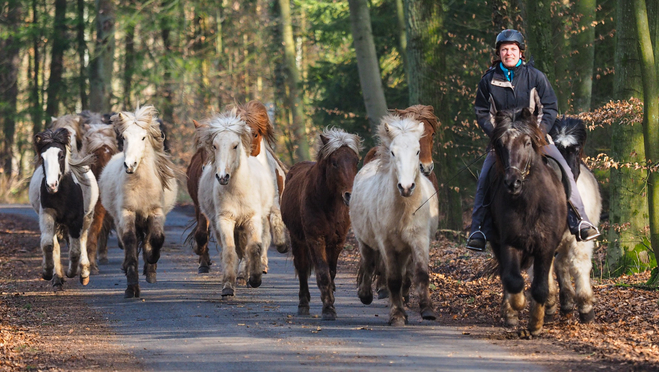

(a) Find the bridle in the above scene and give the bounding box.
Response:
[505,155,531,182]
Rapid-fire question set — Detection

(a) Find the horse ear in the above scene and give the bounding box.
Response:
[416,121,425,133]
[193,120,208,129]
[520,107,534,120]
[384,122,390,134]
[35,134,42,144]
[320,134,330,146]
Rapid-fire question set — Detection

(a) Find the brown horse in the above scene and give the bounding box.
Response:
[80,123,119,273]
[280,128,362,320]
[186,100,287,273]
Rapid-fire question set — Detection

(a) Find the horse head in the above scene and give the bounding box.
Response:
[113,106,161,174]
[316,128,362,206]
[549,116,587,181]
[379,115,425,197]
[393,105,438,177]
[491,107,547,196]
[35,128,70,194]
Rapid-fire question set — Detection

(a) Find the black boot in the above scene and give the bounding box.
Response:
[567,205,601,242]
[466,231,486,251]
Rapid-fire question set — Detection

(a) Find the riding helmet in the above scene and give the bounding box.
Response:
[495,29,525,51]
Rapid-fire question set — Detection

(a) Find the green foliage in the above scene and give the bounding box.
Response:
[612,237,657,277]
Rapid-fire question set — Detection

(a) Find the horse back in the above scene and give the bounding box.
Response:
[280,161,315,241]
[90,144,117,179]
[186,149,207,209]
[363,147,378,165]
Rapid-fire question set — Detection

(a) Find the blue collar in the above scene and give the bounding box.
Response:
[500,60,522,82]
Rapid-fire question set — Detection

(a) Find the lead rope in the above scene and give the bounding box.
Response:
[412,152,487,216]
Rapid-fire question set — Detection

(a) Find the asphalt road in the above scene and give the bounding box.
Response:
[1,204,543,371]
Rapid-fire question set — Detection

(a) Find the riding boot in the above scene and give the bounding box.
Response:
[467,151,496,251]
[543,144,601,242]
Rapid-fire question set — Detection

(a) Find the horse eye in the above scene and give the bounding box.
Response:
[253,133,258,138]
[233,144,238,149]
[332,161,338,167]
[142,137,146,141]
[391,151,395,157]
[212,145,217,150]
[416,150,420,156]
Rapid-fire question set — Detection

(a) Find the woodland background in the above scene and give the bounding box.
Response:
[0,0,658,278]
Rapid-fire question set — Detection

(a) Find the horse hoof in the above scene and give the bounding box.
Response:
[99,257,109,265]
[518,329,532,339]
[298,306,310,316]
[145,272,157,284]
[90,265,100,275]
[544,312,556,324]
[198,265,210,274]
[248,276,262,288]
[504,317,519,327]
[377,289,388,300]
[146,251,160,265]
[529,327,543,337]
[276,243,289,254]
[80,276,90,286]
[53,284,64,292]
[65,269,78,279]
[421,308,437,321]
[124,285,140,298]
[579,309,595,323]
[42,271,53,281]
[322,308,337,321]
[262,267,268,274]
[359,290,373,305]
[389,316,407,326]
[221,288,234,297]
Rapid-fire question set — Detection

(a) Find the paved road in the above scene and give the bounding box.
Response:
[1,205,543,371]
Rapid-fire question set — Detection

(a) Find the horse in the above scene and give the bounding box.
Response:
[280,128,362,320]
[487,107,566,336]
[363,105,439,300]
[79,123,119,273]
[186,100,287,274]
[195,108,276,296]
[98,105,178,298]
[549,117,602,323]
[49,114,85,156]
[352,115,439,326]
[28,128,98,290]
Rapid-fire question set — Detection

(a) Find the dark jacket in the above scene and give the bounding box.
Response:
[474,61,558,138]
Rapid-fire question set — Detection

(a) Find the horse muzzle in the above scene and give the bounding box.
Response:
[397,182,416,197]
[124,161,137,174]
[46,182,59,194]
[504,176,522,196]
[216,173,230,185]
[342,192,351,206]
[420,162,434,177]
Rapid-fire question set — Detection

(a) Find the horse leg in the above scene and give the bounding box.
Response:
[554,243,576,316]
[374,257,388,300]
[261,217,272,274]
[544,260,559,323]
[501,290,521,327]
[245,217,264,288]
[217,217,238,296]
[403,260,413,304]
[291,237,311,316]
[571,240,595,323]
[39,211,56,282]
[412,241,436,320]
[194,213,212,274]
[120,211,140,298]
[76,213,94,285]
[528,251,554,336]
[98,214,113,264]
[385,251,409,326]
[308,237,336,320]
[142,244,157,284]
[87,203,106,274]
[498,244,524,327]
[144,210,165,265]
[356,241,377,305]
[270,206,288,254]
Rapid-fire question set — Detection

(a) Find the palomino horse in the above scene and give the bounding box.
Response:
[186,100,287,274]
[488,108,566,336]
[280,128,362,320]
[29,128,98,290]
[98,106,178,298]
[352,115,439,326]
[363,105,439,300]
[79,123,119,274]
[550,117,602,323]
[195,109,276,296]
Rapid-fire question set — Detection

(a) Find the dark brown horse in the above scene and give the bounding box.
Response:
[186,100,286,273]
[80,123,119,273]
[489,107,566,336]
[280,128,362,320]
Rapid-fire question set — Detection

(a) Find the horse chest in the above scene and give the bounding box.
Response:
[40,175,85,237]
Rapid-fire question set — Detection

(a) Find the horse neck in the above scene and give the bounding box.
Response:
[307,160,336,203]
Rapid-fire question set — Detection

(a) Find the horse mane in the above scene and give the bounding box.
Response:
[376,114,425,169]
[491,108,547,152]
[549,116,587,158]
[80,123,119,156]
[49,114,84,151]
[195,109,253,165]
[231,100,276,149]
[78,110,104,125]
[112,105,176,190]
[33,128,95,186]
[316,127,363,162]
[391,105,438,133]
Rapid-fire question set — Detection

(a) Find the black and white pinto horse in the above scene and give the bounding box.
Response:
[549,117,602,323]
[29,128,98,290]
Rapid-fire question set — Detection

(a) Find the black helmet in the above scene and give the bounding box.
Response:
[495,29,525,51]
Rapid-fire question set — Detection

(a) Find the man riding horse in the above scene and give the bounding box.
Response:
[467,29,600,251]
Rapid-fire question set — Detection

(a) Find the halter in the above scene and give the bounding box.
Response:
[505,155,531,182]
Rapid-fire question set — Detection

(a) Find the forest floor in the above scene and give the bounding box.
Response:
[1,212,658,371]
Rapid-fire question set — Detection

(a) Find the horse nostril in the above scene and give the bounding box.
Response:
[124,162,128,169]
[411,182,415,190]
[216,174,221,182]
[397,183,403,191]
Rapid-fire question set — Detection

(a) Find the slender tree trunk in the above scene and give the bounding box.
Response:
[395,0,408,78]
[160,0,174,124]
[525,0,555,83]
[607,0,647,272]
[89,0,115,113]
[77,0,88,110]
[648,0,659,75]
[572,0,596,112]
[45,0,68,119]
[279,0,309,160]
[0,0,22,175]
[551,0,572,112]
[30,0,43,133]
[348,0,388,133]
[633,0,659,261]
[405,0,422,105]
[121,1,135,110]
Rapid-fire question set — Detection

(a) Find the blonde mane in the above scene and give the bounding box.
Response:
[376,114,425,168]
[195,109,253,165]
[316,127,363,162]
[112,105,176,189]
[80,124,119,157]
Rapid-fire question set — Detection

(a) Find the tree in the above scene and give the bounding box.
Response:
[525,0,555,84]
[607,0,648,272]
[0,0,22,175]
[45,0,68,119]
[348,0,388,133]
[89,0,115,113]
[572,0,596,113]
[633,0,659,262]
[77,0,88,110]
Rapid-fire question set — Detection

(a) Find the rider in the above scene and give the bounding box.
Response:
[466,29,601,251]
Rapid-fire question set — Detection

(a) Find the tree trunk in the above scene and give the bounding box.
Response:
[551,0,571,112]
[404,0,423,105]
[45,0,68,119]
[122,1,135,110]
[348,0,388,133]
[278,0,309,160]
[30,0,43,133]
[395,0,408,78]
[160,0,174,124]
[607,0,648,272]
[89,0,115,113]
[0,0,22,175]
[633,0,659,261]
[525,0,555,83]
[77,0,88,110]
[572,0,596,112]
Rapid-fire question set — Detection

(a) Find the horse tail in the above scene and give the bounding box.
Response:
[69,153,96,186]
[183,218,198,251]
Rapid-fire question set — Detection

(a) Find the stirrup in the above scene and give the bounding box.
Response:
[577,220,601,242]
[466,230,487,251]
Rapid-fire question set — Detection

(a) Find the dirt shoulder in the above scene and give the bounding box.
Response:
[0,214,140,371]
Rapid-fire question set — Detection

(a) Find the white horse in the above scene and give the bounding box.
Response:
[98,105,178,298]
[196,109,275,296]
[29,128,98,290]
[351,115,439,326]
